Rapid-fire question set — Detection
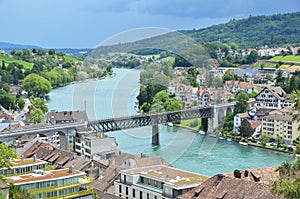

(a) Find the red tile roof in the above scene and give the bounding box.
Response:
[178,174,283,199]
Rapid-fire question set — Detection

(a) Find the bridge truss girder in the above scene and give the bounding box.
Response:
[88,107,212,133]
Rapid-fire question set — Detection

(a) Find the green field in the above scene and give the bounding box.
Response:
[0,54,34,69]
[176,118,202,131]
[271,55,300,62]
[143,54,161,59]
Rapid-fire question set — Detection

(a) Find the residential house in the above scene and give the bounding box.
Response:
[75,131,118,160]
[261,107,299,144]
[46,110,89,125]
[114,165,208,199]
[255,87,292,109]
[198,88,211,107]
[233,112,250,134]
[178,167,283,199]
[225,81,253,95]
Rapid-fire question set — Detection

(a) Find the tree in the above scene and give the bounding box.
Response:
[271,158,300,199]
[275,69,286,89]
[246,50,258,64]
[16,97,25,110]
[31,98,48,113]
[0,90,15,110]
[223,70,236,82]
[9,184,35,199]
[239,119,253,138]
[0,143,18,169]
[234,90,249,114]
[298,48,300,56]
[22,74,51,97]
[259,133,269,145]
[1,60,5,70]
[222,112,234,136]
[29,108,44,124]
[275,136,283,147]
[292,90,300,130]
[37,48,46,56]
[32,48,37,54]
[48,48,56,55]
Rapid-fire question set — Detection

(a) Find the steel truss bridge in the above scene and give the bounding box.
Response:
[88,107,213,145]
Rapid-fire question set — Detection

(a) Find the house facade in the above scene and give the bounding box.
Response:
[114,165,208,199]
[255,87,292,109]
[75,132,118,160]
[261,108,299,144]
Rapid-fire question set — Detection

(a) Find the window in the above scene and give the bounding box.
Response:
[147,193,150,199]
[124,175,127,183]
[140,191,143,199]
[133,189,136,198]
[126,187,128,195]
[119,185,122,193]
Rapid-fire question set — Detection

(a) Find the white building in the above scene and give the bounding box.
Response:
[233,112,250,134]
[114,165,208,199]
[255,87,292,109]
[75,132,118,160]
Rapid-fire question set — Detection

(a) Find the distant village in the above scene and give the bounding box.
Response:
[0,44,300,199]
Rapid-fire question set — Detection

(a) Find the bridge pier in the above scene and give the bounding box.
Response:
[152,125,159,145]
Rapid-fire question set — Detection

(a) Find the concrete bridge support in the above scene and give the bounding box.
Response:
[152,124,160,145]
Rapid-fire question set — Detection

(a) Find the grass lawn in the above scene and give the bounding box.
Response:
[143,54,161,59]
[176,118,202,131]
[271,55,300,62]
[56,55,82,63]
[0,54,33,70]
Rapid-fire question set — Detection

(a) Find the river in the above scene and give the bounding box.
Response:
[47,68,292,176]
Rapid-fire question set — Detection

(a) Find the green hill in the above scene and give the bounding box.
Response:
[181,12,300,48]
[0,54,33,69]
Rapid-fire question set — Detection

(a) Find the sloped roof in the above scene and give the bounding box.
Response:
[0,179,10,189]
[248,120,262,129]
[178,174,283,199]
[100,193,121,199]
[224,167,278,185]
[263,114,292,122]
[237,112,249,119]
[47,110,88,123]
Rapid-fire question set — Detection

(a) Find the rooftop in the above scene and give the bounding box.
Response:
[122,165,208,187]
[6,158,47,168]
[7,168,85,185]
[178,173,282,199]
[263,113,292,122]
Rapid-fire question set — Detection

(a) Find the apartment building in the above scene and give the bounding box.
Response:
[7,167,92,199]
[0,156,47,176]
[261,107,299,144]
[114,165,208,199]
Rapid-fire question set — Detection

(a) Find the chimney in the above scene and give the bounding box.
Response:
[33,154,37,162]
[234,169,242,178]
[244,170,249,177]
[69,165,74,173]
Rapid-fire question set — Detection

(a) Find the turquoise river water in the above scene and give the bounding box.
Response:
[47,68,292,176]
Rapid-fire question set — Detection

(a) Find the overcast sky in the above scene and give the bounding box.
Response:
[0,0,299,48]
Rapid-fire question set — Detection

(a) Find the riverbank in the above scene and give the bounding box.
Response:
[48,68,292,177]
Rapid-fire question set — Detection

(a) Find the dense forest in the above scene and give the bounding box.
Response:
[181,12,300,48]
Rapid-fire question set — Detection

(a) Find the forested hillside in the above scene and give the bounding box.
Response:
[181,12,300,48]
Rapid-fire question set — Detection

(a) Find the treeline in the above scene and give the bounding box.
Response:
[137,63,181,113]
[0,48,82,111]
[181,12,300,48]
